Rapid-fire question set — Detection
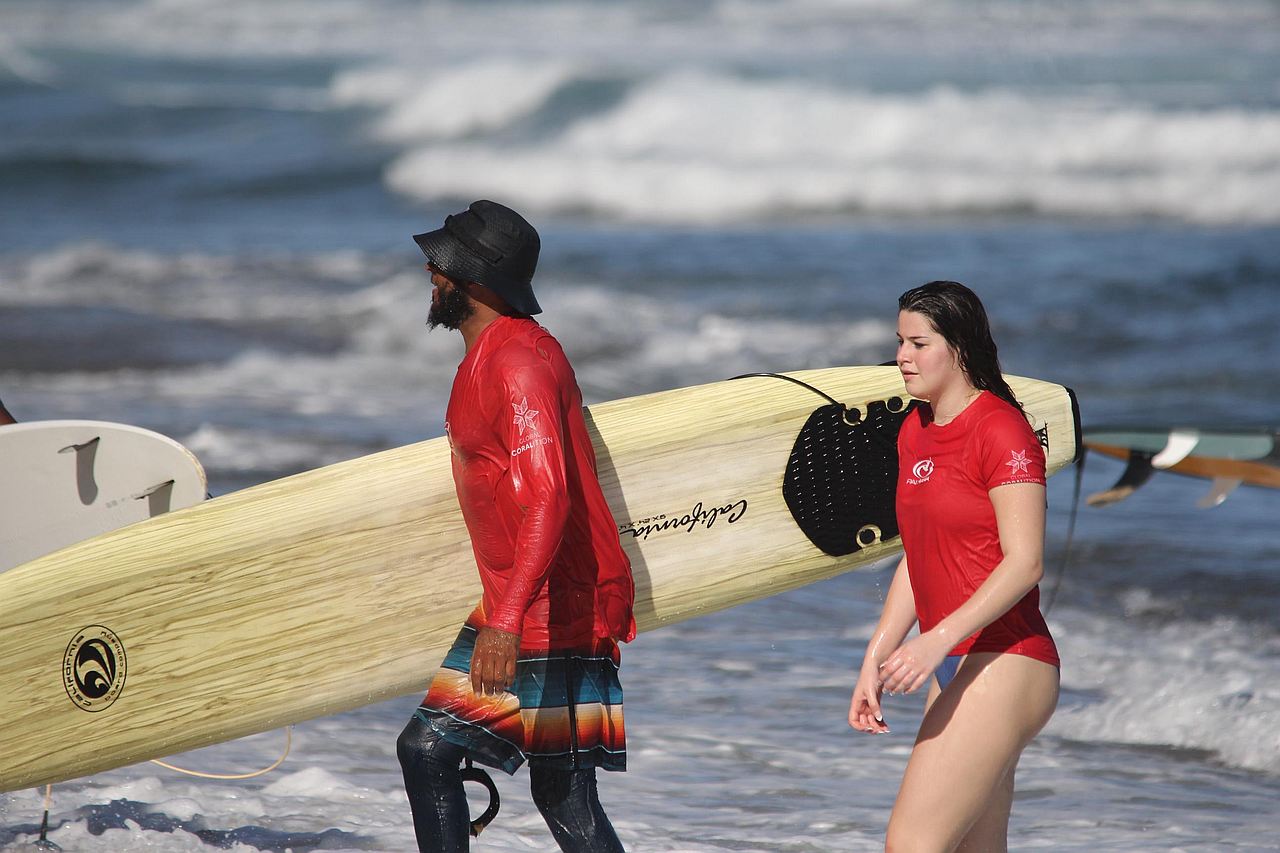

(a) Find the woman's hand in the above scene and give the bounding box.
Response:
[849,664,890,734]
[877,630,950,696]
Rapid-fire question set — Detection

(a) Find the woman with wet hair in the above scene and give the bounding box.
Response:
[849,281,1059,852]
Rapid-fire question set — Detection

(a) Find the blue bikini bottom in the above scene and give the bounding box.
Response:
[935,654,964,691]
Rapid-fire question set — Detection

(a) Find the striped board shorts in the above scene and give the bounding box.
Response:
[413,620,626,775]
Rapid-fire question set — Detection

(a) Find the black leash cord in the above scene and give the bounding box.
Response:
[461,757,501,837]
[728,372,842,406]
[1043,447,1086,615]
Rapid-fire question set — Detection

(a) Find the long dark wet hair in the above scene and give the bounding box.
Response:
[898,280,1028,421]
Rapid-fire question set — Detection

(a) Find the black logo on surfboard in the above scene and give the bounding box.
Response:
[64,625,127,712]
[618,498,748,541]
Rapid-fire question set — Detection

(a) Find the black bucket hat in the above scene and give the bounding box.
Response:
[413,200,542,315]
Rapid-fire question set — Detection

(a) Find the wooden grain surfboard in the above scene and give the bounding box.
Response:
[0,366,1079,791]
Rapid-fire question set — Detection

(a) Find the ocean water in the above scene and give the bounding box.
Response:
[2,0,1280,850]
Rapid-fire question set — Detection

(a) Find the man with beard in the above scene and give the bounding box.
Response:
[396,200,635,853]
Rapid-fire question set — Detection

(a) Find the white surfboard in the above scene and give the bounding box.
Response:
[0,420,208,572]
[0,367,1078,791]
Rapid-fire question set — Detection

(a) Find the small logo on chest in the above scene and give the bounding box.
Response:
[906,458,934,485]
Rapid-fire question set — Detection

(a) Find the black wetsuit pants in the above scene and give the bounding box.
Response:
[397,715,626,853]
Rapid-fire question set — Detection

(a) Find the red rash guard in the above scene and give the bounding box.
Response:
[895,391,1059,667]
[444,315,635,650]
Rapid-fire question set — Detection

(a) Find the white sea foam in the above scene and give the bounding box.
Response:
[6,0,1278,226]
[0,243,894,445]
[180,422,368,476]
[2,0,410,60]
[715,0,1280,32]
[260,767,368,800]
[0,33,57,86]
[1,0,648,64]
[536,282,895,398]
[333,59,576,143]
[386,73,1280,225]
[1048,595,1280,774]
[30,822,261,852]
[4,243,396,323]
[7,0,1275,63]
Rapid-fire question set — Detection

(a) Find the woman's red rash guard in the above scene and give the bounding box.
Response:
[444,315,636,650]
[895,391,1059,667]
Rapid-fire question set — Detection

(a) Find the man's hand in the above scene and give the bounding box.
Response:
[470,627,520,696]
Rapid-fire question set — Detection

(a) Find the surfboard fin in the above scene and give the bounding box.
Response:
[58,435,101,505]
[1196,476,1243,509]
[1151,429,1200,469]
[1084,424,1280,508]
[1086,450,1155,507]
[133,479,177,517]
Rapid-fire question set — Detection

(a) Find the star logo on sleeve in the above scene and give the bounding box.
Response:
[1006,449,1031,475]
[512,397,539,435]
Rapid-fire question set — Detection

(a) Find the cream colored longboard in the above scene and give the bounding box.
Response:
[0,420,208,572]
[0,367,1078,791]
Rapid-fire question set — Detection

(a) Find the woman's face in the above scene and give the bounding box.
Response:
[896,310,963,401]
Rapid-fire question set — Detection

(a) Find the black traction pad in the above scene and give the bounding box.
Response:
[783,397,919,557]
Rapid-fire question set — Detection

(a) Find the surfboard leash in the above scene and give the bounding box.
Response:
[1042,446,1086,615]
[148,725,294,780]
[461,756,501,836]
[33,783,60,851]
[728,372,842,406]
[728,372,906,447]
[26,731,295,847]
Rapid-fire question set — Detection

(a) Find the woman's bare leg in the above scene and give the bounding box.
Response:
[884,653,1058,853]
[955,764,1014,853]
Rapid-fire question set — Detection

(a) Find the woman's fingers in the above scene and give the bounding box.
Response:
[880,651,933,695]
[849,681,891,733]
[879,657,906,693]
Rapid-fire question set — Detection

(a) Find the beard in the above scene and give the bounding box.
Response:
[427,283,474,330]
